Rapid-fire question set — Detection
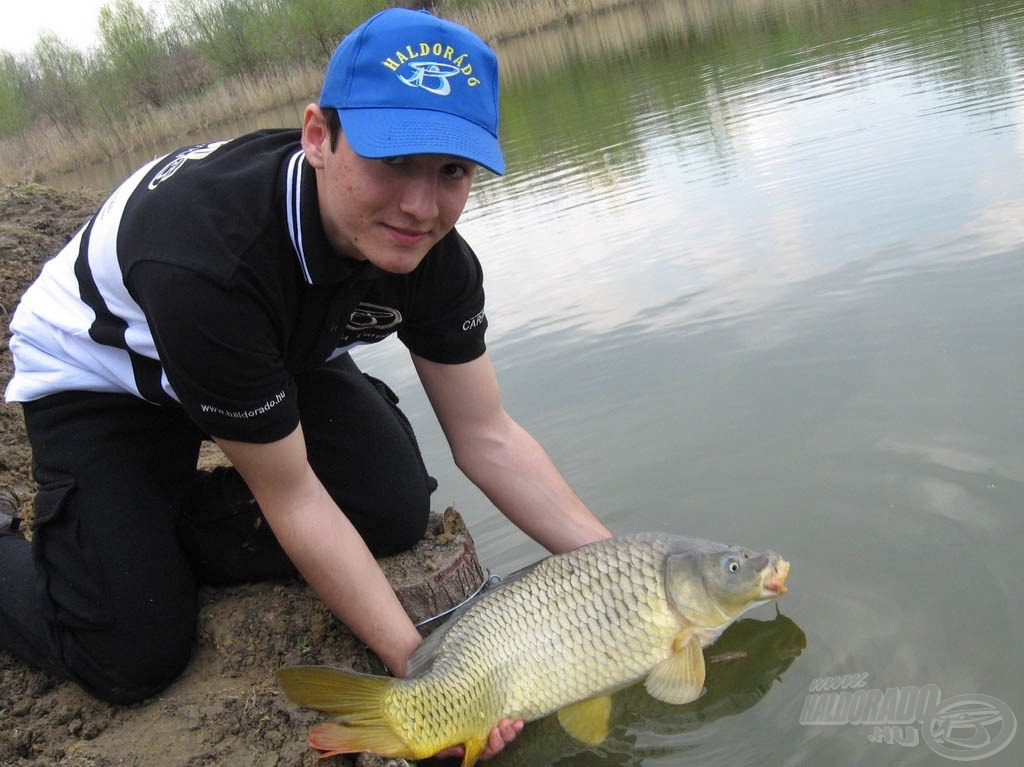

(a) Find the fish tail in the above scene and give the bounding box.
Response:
[277,666,409,758]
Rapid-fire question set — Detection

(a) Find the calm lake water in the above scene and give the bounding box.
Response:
[56,0,1024,764]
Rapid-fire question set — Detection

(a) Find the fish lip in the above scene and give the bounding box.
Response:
[762,557,791,596]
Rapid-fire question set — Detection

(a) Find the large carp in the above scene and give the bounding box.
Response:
[277,533,791,766]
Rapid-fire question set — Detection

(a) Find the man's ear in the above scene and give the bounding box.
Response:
[301,104,327,169]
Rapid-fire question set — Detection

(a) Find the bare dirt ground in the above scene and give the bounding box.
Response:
[0,182,479,766]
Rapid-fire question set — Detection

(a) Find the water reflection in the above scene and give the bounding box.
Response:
[457,0,1024,355]
[406,3,1024,763]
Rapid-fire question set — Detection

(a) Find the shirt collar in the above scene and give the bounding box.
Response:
[284,149,381,285]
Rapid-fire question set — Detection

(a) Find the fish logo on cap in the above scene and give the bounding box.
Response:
[399,62,462,95]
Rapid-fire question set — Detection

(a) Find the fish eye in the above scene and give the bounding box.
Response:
[723,556,741,574]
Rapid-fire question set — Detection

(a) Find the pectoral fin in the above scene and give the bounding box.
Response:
[644,632,706,704]
[556,694,613,745]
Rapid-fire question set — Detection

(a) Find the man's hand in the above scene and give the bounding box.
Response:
[214,429,423,676]
[434,718,525,761]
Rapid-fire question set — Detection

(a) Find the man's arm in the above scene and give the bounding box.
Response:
[413,352,612,553]
[213,427,422,676]
[217,425,520,760]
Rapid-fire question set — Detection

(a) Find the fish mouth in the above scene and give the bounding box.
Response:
[762,557,791,596]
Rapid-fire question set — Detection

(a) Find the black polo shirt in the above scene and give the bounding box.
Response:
[6,130,488,443]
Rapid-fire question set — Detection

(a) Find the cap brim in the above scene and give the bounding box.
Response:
[339,108,505,176]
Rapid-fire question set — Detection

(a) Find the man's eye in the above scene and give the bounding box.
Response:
[443,164,465,178]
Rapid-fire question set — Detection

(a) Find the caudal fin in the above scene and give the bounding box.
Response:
[277,665,409,758]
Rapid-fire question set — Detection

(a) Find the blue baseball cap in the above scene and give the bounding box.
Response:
[320,9,505,175]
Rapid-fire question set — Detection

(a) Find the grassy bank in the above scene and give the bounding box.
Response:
[0,0,634,185]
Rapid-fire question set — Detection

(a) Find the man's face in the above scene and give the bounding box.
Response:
[302,106,477,274]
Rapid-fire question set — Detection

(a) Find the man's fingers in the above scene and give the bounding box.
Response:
[481,718,525,759]
[486,725,505,755]
[433,719,527,762]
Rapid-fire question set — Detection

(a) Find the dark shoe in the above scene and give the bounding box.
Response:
[0,489,21,534]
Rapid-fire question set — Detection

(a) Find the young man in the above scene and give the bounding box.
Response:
[0,7,610,759]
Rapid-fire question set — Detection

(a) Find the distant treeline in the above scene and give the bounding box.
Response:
[0,0,450,140]
[0,0,631,182]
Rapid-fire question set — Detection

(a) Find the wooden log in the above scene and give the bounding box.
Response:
[380,507,486,633]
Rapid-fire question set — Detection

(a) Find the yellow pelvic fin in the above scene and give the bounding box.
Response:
[556,694,613,745]
[644,631,706,704]
[309,720,409,760]
[461,736,489,767]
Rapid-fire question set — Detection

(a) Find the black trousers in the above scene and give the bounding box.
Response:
[0,354,434,704]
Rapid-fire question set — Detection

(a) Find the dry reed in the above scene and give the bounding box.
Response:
[440,0,637,43]
[0,62,323,184]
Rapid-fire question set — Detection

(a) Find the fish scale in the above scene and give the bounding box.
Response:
[390,536,683,737]
[277,533,790,765]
